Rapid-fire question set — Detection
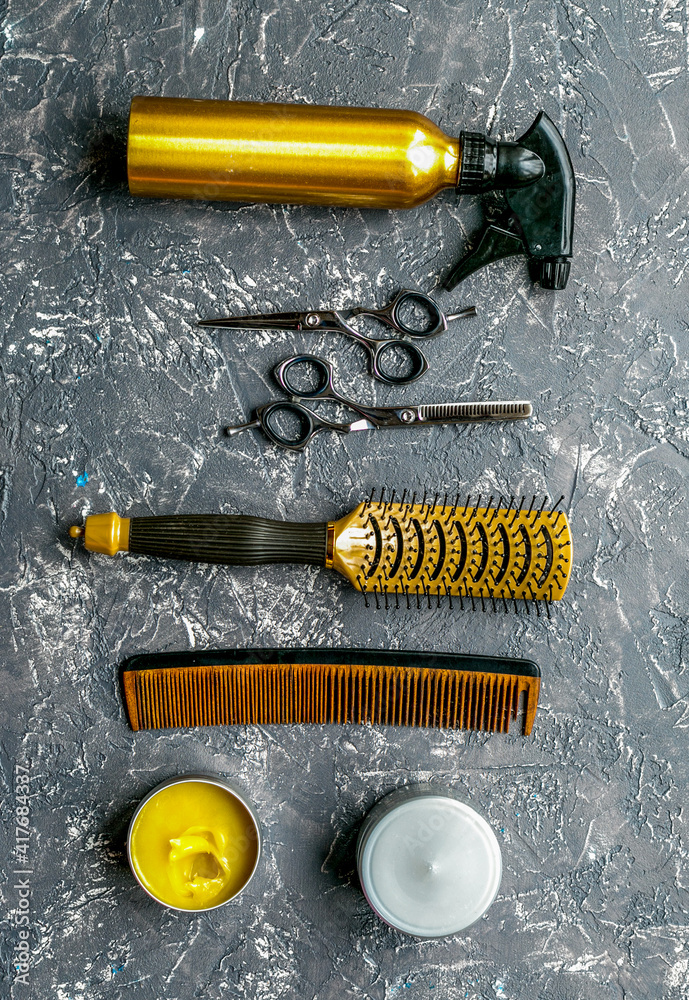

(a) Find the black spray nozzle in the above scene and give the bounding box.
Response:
[457,133,545,193]
[446,112,575,291]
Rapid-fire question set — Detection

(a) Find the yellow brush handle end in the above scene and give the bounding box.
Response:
[70,512,130,556]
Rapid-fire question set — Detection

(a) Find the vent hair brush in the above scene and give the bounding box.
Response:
[70,490,572,613]
[121,649,542,736]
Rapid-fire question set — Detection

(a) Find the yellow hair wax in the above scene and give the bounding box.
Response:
[128,778,259,910]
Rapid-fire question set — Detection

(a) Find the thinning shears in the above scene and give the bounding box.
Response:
[199,289,476,385]
[226,354,532,451]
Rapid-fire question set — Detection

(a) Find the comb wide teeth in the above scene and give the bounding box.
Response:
[335,489,571,611]
[124,662,540,736]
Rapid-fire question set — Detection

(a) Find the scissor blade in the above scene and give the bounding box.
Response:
[198,311,313,332]
[417,400,533,424]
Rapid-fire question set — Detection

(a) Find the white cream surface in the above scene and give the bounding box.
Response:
[359,796,502,937]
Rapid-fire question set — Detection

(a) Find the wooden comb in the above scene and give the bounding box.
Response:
[121,649,542,735]
[70,490,572,612]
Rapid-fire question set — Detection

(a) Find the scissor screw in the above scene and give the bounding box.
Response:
[400,409,415,423]
[305,312,320,327]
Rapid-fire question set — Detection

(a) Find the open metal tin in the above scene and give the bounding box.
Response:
[126,773,261,912]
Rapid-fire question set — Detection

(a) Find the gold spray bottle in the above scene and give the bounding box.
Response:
[128,96,544,208]
[127,96,574,289]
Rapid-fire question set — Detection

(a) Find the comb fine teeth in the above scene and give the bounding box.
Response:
[122,656,541,736]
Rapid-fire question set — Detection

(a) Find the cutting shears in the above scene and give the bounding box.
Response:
[199,288,476,385]
[225,354,532,451]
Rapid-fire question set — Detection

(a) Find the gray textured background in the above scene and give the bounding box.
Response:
[1,1,688,998]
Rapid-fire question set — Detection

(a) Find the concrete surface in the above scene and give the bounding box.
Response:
[0,1,688,998]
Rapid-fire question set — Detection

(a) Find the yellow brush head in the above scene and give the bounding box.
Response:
[330,493,571,609]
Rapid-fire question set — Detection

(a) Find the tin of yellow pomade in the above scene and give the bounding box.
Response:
[127,775,261,911]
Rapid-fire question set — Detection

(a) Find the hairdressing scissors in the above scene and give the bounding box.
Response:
[199,289,476,386]
[225,354,532,451]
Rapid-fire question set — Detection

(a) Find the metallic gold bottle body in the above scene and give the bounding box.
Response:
[127,97,461,209]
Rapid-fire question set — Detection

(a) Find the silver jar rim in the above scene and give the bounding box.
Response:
[356,783,502,938]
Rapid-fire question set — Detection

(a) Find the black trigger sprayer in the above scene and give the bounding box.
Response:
[445,112,575,291]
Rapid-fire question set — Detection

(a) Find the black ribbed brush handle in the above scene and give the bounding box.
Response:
[128,515,327,566]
